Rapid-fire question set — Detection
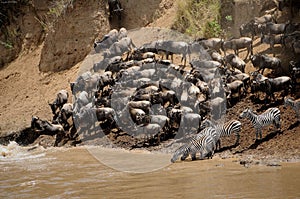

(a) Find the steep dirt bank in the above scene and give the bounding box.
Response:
[0,45,79,136]
[39,0,110,72]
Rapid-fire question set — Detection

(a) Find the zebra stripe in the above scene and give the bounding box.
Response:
[284,97,300,121]
[196,126,220,146]
[201,119,242,148]
[239,107,280,140]
[170,133,215,163]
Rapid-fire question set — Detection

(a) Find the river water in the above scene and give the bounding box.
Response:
[1,142,300,198]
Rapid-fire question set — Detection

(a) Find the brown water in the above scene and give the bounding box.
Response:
[1,142,300,199]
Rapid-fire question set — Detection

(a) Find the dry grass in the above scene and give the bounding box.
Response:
[172,0,221,39]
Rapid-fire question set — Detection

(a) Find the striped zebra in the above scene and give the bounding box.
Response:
[239,107,280,140]
[284,97,300,122]
[196,126,219,148]
[170,131,216,163]
[200,119,242,149]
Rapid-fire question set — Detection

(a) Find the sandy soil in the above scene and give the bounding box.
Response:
[0,46,79,136]
[0,1,299,163]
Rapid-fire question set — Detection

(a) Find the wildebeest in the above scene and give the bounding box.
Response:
[181,113,202,134]
[31,116,66,146]
[94,29,118,53]
[254,14,276,24]
[240,20,257,39]
[226,72,250,89]
[156,89,178,107]
[250,54,282,74]
[207,97,227,120]
[190,60,222,69]
[128,108,147,125]
[49,90,69,117]
[254,73,292,102]
[289,60,300,84]
[196,37,223,53]
[95,107,117,125]
[259,22,286,35]
[118,27,128,40]
[208,50,224,65]
[31,116,64,135]
[240,14,276,39]
[224,80,245,106]
[155,40,190,65]
[103,37,136,58]
[221,37,253,60]
[260,34,283,56]
[224,54,246,73]
[56,103,73,129]
[149,115,170,129]
[292,40,300,55]
[127,100,151,114]
[73,91,90,113]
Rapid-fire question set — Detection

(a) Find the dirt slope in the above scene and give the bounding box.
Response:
[0,45,79,136]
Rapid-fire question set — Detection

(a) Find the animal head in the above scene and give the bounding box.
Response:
[200,119,213,129]
[135,111,145,122]
[239,108,252,118]
[31,116,39,124]
[284,97,293,107]
[31,116,40,129]
[48,102,58,115]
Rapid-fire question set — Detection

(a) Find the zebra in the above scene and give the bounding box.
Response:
[284,97,300,122]
[170,132,216,163]
[200,119,242,149]
[196,126,219,148]
[239,108,280,140]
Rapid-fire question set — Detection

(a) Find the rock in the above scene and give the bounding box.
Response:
[266,162,281,167]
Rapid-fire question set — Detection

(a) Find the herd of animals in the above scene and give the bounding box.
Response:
[30,2,300,162]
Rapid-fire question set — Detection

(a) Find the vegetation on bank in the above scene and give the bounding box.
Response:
[0,0,29,49]
[0,0,73,46]
[172,0,222,38]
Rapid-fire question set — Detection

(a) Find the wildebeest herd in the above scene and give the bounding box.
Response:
[31,3,300,162]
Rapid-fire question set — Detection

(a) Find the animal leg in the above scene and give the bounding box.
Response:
[245,49,249,60]
[255,129,259,140]
[181,153,189,161]
[275,118,281,130]
[216,139,221,151]
[259,129,262,140]
[235,133,240,146]
[191,152,197,161]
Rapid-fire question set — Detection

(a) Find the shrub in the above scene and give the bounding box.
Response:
[172,0,221,38]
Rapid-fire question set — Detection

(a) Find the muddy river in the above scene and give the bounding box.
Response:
[1,142,300,198]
